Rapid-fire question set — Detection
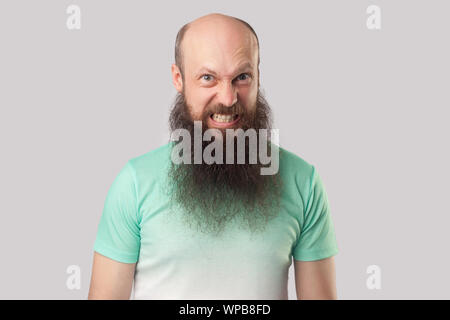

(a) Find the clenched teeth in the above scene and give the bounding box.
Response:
[211,113,238,123]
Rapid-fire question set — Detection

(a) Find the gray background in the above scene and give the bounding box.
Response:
[0,0,449,299]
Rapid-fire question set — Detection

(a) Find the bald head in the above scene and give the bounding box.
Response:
[174,13,260,78]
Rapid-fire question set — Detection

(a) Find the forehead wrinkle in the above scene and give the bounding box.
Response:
[195,61,254,79]
[188,35,256,79]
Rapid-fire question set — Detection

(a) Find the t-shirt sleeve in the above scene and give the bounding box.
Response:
[93,161,141,263]
[293,165,339,261]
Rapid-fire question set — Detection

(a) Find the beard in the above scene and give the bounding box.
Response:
[166,89,282,236]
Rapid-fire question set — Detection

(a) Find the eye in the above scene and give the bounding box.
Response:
[236,73,250,81]
[201,74,214,82]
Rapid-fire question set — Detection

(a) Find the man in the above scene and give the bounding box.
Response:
[88,13,339,300]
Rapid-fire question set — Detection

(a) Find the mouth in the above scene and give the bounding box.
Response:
[209,113,240,127]
[210,113,239,122]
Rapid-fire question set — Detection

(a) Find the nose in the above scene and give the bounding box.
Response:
[217,81,237,107]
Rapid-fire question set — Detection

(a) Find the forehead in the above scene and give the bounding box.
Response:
[182,19,258,75]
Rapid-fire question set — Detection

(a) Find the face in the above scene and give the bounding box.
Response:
[171,18,259,130]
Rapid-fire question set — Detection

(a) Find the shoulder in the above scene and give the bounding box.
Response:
[278,145,314,181]
[126,142,173,179]
[278,145,316,203]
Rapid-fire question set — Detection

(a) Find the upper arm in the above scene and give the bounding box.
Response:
[93,161,141,263]
[88,251,136,300]
[294,256,337,300]
[89,160,141,299]
[292,166,339,261]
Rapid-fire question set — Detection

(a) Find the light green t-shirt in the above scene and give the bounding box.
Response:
[93,142,339,299]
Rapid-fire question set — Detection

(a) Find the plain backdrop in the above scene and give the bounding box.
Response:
[0,0,449,299]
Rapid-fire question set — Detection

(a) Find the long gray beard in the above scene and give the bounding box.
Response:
[165,91,283,236]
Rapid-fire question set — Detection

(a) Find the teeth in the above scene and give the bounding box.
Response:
[212,113,237,123]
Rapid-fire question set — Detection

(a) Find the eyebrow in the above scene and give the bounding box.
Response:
[195,62,253,79]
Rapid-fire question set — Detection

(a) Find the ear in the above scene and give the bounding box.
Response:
[257,68,260,89]
[171,64,183,93]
